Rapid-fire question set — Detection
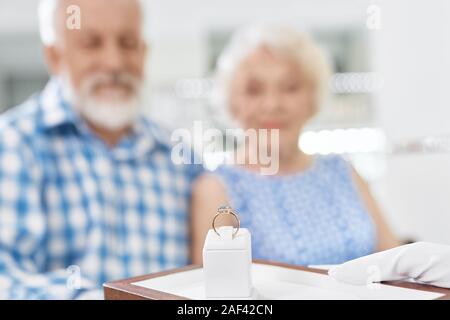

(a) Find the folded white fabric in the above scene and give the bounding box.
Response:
[328,242,450,288]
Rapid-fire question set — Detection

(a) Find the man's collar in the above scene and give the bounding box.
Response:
[39,77,80,130]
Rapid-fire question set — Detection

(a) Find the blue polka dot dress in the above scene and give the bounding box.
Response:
[212,155,377,266]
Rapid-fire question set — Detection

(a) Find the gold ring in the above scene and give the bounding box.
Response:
[212,205,240,238]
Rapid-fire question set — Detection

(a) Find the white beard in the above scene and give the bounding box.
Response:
[61,73,143,130]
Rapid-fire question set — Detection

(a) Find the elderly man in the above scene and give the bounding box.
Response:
[0,0,201,299]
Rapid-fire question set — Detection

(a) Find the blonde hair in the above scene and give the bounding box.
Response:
[214,25,332,117]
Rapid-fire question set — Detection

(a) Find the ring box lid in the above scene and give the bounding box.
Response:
[203,226,251,251]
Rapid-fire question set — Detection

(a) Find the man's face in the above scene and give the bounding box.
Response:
[46,0,147,129]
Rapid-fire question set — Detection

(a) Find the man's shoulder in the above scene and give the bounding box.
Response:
[141,118,205,178]
[0,95,42,146]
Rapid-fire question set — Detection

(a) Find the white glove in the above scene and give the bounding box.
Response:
[328,242,450,288]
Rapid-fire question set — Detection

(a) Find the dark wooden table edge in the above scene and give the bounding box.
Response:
[103,259,450,300]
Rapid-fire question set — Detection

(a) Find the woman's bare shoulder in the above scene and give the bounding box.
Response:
[192,173,229,202]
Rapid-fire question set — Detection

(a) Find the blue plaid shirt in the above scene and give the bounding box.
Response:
[0,78,202,299]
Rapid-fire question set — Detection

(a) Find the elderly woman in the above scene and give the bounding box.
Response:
[191,25,399,266]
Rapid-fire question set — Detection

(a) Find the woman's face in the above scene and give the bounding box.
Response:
[229,47,315,149]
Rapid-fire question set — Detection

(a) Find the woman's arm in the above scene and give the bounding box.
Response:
[350,168,401,251]
[190,174,234,264]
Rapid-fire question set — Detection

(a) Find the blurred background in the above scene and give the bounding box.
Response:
[1,0,450,244]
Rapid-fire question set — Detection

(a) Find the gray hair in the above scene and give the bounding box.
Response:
[215,25,332,115]
[38,0,146,46]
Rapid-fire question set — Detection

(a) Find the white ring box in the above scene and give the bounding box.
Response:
[122,262,448,300]
[202,226,255,299]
